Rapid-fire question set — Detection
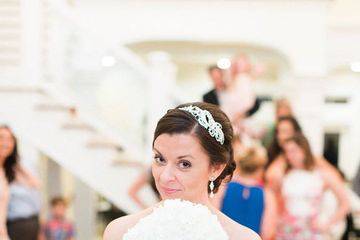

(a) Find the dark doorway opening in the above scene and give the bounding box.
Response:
[323,132,340,168]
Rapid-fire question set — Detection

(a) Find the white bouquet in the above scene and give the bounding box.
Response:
[123,199,229,240]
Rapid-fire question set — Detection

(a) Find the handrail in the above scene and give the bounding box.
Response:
[41,82,146,162]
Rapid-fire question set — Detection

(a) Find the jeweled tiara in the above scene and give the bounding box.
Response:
[179,105,225,145]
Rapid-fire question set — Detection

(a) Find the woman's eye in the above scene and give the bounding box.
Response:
[178,160,192,169]
[154,155,166,165]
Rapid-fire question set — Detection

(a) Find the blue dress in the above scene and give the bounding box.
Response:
[221,181,264,234]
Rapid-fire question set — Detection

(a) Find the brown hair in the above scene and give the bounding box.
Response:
[275,98,293,116]
[284,133,315,170]
[267,116,302,165]
[153,102,236,193]
[0,125,19,183]
[236,147,267,174]
[208,65,221,73]
[50,196,67,207]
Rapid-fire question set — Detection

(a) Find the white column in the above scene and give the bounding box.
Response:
[74,178,97,240]
[339,83,360,179]
[37,155,62,218]
[145,51,177,161]
[46,160,62,198]
[289,76,326,155]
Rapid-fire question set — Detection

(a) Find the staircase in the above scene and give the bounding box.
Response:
[0,0,159,214]
[0,0,21,81]
[0,83,159,214]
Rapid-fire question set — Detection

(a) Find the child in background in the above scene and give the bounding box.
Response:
[40,197,75,240]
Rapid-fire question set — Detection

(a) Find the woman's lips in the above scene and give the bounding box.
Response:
[161,186,180,195]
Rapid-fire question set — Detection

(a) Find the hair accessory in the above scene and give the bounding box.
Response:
[179,105,224,145]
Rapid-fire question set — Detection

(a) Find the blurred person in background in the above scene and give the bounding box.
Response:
[0,125,41,240]
[265,117,350,239]
[265,117,343,194]
[276,134,348,240]
[218,55,265,144]
[265,116,302,200]
[266,116,302,167]
[220,56,257,128]
[0,162,9,239]
[221,55,256,120]
[40,197,75,240]
[216,140,277,240]
[323,170,360,239]
[127,169,160,209]
[203,60,262,120]
[262,98,294,148]
[202,65,226,106]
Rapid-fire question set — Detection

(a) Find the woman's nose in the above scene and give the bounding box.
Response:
[159,164,176,183]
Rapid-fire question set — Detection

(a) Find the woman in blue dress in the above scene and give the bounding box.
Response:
[218,138,277,240]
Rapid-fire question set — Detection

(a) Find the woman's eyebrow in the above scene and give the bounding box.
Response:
[177,155,194,159]
[153,149,192,160]
[153,148,163,156]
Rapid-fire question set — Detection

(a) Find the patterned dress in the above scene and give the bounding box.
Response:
[277,169,325,240]
[42,218,75,240]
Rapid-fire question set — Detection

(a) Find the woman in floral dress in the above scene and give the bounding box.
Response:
[277,134,348,240]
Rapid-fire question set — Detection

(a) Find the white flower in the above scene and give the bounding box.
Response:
[123,199,229,240]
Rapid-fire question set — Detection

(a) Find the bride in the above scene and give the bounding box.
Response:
[103,102,260,240]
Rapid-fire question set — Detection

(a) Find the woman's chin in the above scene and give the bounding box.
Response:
[161,193,182,200]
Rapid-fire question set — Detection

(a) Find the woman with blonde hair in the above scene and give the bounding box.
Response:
[218,139,277,240]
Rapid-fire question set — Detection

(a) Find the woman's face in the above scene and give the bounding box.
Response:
[152,133,222,203]
[277,120,296,146]
[276,104,292,119]
[210,69,225,90]
[0,128,15,164]
[283,141,305,169]
[231,56,251,76]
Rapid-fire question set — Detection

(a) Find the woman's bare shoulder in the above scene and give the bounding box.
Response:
[315,156,342,180]
[228,219,261,240]
[216,210,261,240]
[103,207,153,240]
[265,155,286,187]
[267,155,286,172]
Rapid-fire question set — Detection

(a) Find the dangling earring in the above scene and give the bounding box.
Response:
[209,177,215,198]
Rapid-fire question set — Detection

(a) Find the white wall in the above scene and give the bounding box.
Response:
[74,0,329,76]
[58,0,360,174]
